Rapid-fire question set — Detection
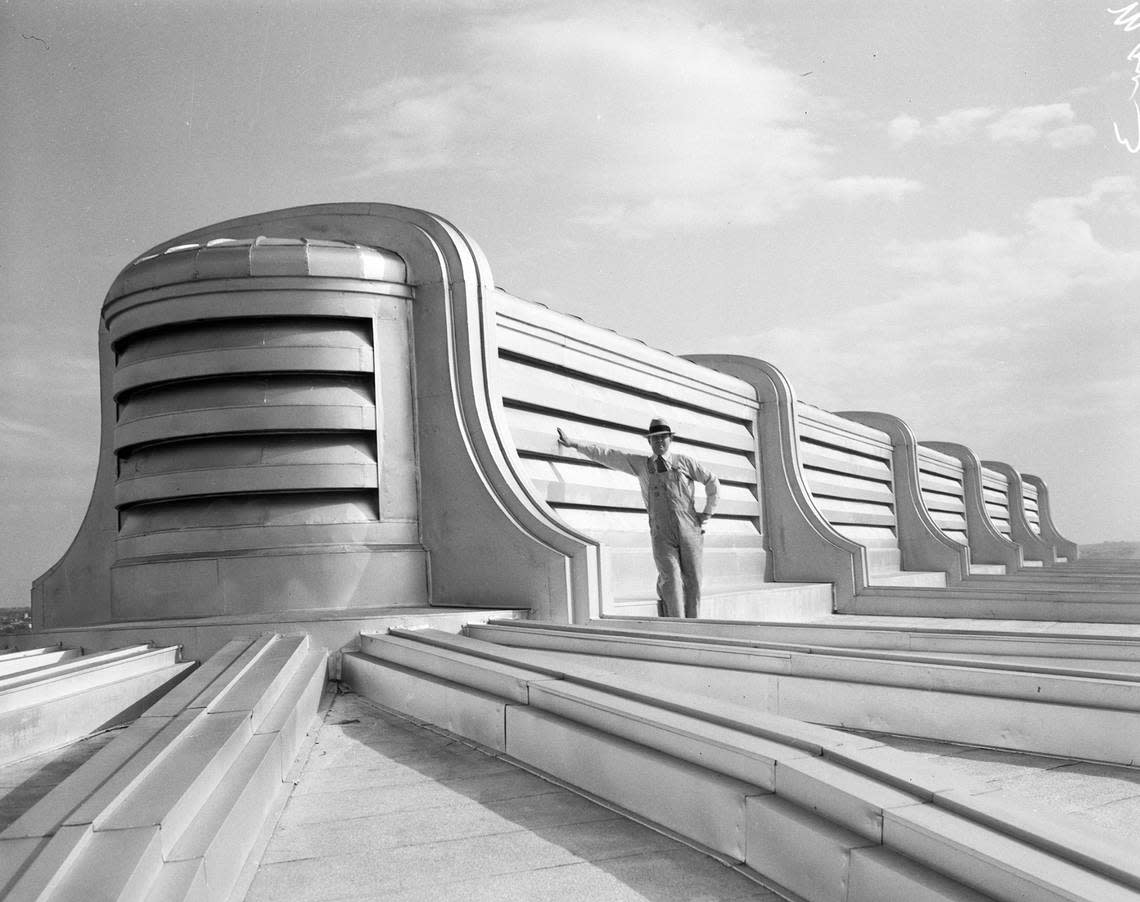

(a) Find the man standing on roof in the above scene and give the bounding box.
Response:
[557,418,719,618]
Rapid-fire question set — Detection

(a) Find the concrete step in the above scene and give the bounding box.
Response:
[0,646,79,677]
[40,825,164,902]
[2,823,91,902]
[3,823,165,902]
[207,634,310,731]
[95,636,312,855]
[94,709,257,852]
[1,639,267,842]
[866,585,1140,603]
[1008,569,1140,583]
[157,650,327,901]
[2,634,327,902]
[403,623,1140,764]
[460,622,1140,704]
[141,860,205,902]
[360,633,557,704]
[589,616,1140,669]
[2,714,195,843]
[613,580,835,621]
[253,648,327,768]
[809,613,1140,637]
[844,586,1140,622]
[0,646,193,767]
[865,731,1140,852]
[968,574,1140,591]
[342,631,1140,902]
[28,607,528,682]
[0,838,42,898]
[143,636,274,718]
[0,645,171,695]
[868,570,949,588]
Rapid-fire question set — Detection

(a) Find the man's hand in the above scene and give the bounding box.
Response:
[698,512,711,532]
[557,427,573,448]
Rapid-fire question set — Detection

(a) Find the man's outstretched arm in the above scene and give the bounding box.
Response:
[557,428,641,477]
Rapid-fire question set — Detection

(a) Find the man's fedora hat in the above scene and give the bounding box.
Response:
[646,417,673,436]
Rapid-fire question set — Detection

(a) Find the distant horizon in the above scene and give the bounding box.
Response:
[1080,538,1140,551]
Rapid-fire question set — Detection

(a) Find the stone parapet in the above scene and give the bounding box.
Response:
[30,203,1085,639]
[921,442,1024,572]
[982,460,1056,565]
[686,354,867,606]
[1021,473,1080,562]
[838,411,969,584]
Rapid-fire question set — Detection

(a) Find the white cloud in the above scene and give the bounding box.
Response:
[813,176,922,203]
[888,103,1095,148]
[987,103,1077,143]
[886,107,996,146]
[330,7,917,232]
[887,178,1140,298]
[707,179,1140,429]
[1046,124,1097,148]
[337,78,478,174]
[883,230,1013,278]
[886,115,922,147]
[928,107,998,143]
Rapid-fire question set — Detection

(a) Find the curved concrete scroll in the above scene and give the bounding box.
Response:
[34,204,602,629]
[838,412,967,584]
[685,354,862,606]
[920,442,1023,572]
[143,205,604,622]
[1021,473,1079,563]
[982,460,1055,565]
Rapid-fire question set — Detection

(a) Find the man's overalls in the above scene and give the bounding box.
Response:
[647,458,704,618]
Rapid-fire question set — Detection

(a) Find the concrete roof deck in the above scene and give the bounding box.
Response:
[243,690,778,901]
[244,688,1140,902]
[3,684,1138,900]
[0,728,120,834]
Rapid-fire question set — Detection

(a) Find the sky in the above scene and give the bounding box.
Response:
[2,0,1138,607]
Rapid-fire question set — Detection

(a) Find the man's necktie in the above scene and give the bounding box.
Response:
[653,456,668,473]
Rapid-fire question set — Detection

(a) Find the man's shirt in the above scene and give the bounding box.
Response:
[566,439,720,518]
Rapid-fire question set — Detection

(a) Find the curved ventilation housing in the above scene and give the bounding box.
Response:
[795,404,901,576]
[981,467,1013,539]
[104,237,413,552]
[1020,478,1043,536]
[917,445,969,546]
